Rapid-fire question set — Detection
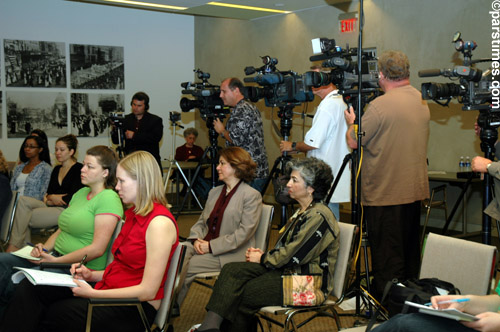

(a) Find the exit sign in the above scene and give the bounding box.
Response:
[339,12,358,33]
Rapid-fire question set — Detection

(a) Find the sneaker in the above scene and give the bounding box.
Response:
[187,323,201,332]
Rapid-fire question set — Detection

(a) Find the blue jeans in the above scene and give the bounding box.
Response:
[372,313,475,332]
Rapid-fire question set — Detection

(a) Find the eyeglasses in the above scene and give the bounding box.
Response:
[23,145,40,149]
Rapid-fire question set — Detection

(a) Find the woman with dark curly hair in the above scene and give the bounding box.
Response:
[177,146,263,307]
[188,157,340,332]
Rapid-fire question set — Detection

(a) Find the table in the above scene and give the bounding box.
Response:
[427,171,481,237]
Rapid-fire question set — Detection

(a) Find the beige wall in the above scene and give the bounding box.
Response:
[193,0,491,231]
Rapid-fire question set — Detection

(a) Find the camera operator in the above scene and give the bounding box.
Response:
[111,91,163,170]
[280,66,351,220]
[213,77,269,192]
[472,143,500,221]
[344,50,430,299]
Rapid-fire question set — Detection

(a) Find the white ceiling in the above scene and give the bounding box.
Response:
[67,0,354,20]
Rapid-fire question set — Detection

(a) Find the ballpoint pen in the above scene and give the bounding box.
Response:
[425,298,470,306]
[26,242,49,253]
[72,254,87,278]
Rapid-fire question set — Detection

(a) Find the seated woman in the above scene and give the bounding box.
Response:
[0,145,123,315]
[0,151,179,332]
[190,157,340,332]
[0,150,12,224]
[10,135,52,201]
[175,127,204,162]
[176,147,262,307]
[6,134,84,252]
[371,282,500,332]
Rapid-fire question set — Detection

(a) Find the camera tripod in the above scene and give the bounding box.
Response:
[261,105,296,228]
[164,119,204,214]
[174,117,221,221]
[112,124,126,159]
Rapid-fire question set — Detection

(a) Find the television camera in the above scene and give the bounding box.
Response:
[109,111,125,127]
[419,32,492,112]
[179,69,229,124]
[305,38,379,97]
[243,56,314,108]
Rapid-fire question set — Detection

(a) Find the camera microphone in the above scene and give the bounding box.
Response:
[418,69,443,77]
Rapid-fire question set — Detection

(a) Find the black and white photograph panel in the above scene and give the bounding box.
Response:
[71,93,124,137]
[70,44,124,90]
[4,39,66,88]
[7,91,68,138]
[0,92,3,138]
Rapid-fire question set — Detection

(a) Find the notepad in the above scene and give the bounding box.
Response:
[404,301,478,322]
[10,246,41,261]
[11,267,84,288]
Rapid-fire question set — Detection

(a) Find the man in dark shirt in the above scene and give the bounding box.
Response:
[111,92,163,170]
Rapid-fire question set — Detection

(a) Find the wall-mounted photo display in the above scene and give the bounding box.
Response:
[70,93,124,137]
[6,91,68,138]
[4,39,66,88]
[0,92,3,138]
[70,44,124,90]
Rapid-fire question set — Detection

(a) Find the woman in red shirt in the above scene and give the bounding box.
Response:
[0,151,179,332]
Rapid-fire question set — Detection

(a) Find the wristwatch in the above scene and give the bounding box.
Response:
[291,142,297,151]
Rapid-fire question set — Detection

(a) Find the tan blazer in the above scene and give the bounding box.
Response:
[188,182,262,266]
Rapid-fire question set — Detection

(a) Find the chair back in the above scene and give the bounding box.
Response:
[154,243,186,331]
[331,222,357,299]
[255,204,274,251]
[420,233,497,295]
[0,191,20,245]
[105,219,124,266]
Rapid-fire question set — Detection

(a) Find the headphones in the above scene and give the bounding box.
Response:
[131,92,149,111]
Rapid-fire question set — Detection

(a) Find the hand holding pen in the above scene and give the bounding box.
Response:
[71,254,88,279]
[27,242,49,258]
[430,295,470,310]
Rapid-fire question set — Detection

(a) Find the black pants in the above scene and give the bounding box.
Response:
[207,262,283,332]
[0,279,157,332]
[365,202,421,300]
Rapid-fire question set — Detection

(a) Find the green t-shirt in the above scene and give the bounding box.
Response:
[54,187,123,270]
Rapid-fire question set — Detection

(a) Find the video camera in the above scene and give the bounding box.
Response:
[305,38,379,95]
[419,32,492,112]
[109,111,125,127]
[243,56,314,108]
[179,69,229,123]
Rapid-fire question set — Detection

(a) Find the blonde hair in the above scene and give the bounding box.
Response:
[118,151,169,216]
[0,150,9,175]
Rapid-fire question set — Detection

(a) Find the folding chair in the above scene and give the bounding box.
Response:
[0,190,20,251]
[257,221,357,332]
[420,233,497,295]
[85,243,186,332]
[194,204,274,287]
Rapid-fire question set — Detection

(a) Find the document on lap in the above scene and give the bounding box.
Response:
[10,245,42,261]
[404,301,478,322]
[11,267,88,288]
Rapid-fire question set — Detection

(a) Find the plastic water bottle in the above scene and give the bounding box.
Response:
[465,156,471,171]
[459,156,465,172]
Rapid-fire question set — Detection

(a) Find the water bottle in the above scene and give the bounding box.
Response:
[465,156,471,172]
[459,156,465,172]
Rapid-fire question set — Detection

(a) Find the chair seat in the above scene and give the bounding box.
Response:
[195,271,220,279]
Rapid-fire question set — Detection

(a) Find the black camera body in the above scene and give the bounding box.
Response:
[419,32,492,111]
[307,39,379,94]
[244,71,314,107]
[109,111,125,127]
[179,69,229,123]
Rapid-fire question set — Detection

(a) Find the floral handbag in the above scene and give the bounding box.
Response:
[282,274,325,306]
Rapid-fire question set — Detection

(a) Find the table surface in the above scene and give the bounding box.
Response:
[428,171,482,183]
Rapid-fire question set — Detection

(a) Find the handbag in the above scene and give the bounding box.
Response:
[282,274,324,307]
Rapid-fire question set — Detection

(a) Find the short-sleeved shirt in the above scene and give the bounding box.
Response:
[54,187,123,270]
[95,203,179,300]
[305,90,351,203]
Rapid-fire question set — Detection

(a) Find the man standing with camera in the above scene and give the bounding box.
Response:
[214,77,269,192]
[279,66,351,220]
[111,91,163,169]
[345,50,430,299]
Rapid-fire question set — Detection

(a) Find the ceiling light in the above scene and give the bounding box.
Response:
[102,0,187,10]
[207,2,291,14]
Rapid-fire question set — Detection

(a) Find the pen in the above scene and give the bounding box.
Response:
[425,298,470,306]
[26,242,49,253]
[72,254,87,278]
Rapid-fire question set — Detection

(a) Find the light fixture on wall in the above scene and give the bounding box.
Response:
[206,2,291,14]
[102,0,187,10]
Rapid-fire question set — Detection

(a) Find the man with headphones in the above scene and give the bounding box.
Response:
[111,91,163,170]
